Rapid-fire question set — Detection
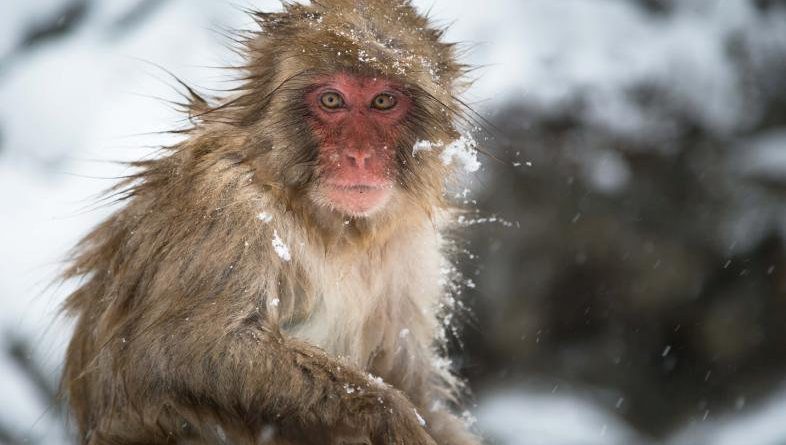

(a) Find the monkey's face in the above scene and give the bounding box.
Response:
[305,73,413,217]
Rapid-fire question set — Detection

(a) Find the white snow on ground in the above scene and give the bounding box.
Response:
[477,389,645,445]
[670,386,786,445]
[479,386,786,445]
[0,0,784,443]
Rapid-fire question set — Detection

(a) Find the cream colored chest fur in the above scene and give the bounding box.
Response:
[285,226,447,369]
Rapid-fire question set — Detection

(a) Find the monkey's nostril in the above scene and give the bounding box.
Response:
[346,150,372,169]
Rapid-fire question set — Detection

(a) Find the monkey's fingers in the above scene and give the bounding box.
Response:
[368,397,438,445]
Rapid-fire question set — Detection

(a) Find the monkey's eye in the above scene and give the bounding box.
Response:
[371,94,397,111]
[319,92,345,110]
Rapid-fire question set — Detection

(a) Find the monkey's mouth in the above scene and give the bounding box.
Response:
[338,185,382,193]
[321,182,393,216]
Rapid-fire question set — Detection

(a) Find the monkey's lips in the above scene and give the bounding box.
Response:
[322,182,393,216]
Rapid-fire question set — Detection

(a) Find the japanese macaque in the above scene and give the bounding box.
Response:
[61,1,482,444]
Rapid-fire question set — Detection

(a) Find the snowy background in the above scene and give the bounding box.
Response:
[1,0,786,444]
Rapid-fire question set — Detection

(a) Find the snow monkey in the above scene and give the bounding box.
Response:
[61,1,483,444]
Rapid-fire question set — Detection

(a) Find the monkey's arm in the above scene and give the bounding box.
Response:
[113,318,436,445]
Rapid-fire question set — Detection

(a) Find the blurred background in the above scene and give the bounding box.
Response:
[1,0,785,444]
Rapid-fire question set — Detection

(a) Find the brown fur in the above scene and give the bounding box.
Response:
[61,1,480,444]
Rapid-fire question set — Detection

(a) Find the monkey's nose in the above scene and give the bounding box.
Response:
[345,149,373,169]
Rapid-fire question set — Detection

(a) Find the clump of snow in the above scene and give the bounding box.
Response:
[215,425,227,442]
[441,136,481,172]
[461,410,477,427]
[257,212,273,223]
[357,49,378,63]
[412,137,481,173]
[412,139,442,157]
[271,230,291,262]
[414,408,427,427]
[269,298,280,308]
[367,373,386,387]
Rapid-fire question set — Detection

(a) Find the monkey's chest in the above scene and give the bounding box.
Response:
[283,248,443,369]
[285,263,397,366]
[281,227,446,369]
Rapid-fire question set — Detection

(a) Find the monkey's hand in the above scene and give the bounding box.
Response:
[351,389,438,445]
[284,337,438,445]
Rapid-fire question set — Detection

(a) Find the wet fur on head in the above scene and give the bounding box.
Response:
[197,0,470,226]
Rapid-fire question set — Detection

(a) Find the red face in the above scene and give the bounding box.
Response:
[306,73,412,216]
